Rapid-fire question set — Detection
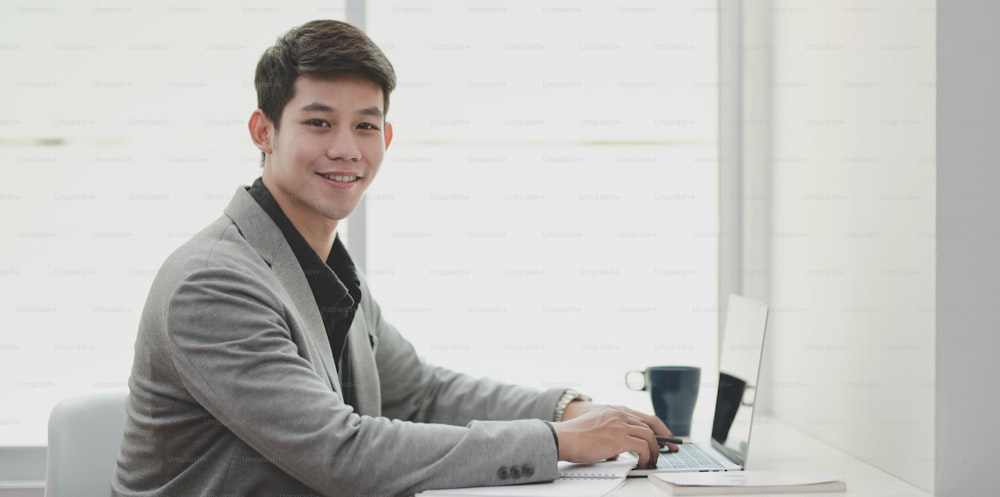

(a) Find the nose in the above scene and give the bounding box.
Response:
[327,126,361,162]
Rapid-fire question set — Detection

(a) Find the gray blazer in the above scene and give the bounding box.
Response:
[112,187,565,497]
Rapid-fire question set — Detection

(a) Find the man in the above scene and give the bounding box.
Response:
[113,19,674,497]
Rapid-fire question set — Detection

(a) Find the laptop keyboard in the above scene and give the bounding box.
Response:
[656,444,724,470]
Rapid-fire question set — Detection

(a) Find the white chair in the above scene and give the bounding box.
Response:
[45,391,128,497]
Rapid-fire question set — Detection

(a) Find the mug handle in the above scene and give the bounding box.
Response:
[624,370,647,391]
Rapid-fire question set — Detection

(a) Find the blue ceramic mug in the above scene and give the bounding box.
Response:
[625,366,701,437]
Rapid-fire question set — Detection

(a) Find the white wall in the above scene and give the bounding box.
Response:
[763,1,936,492]
[936,2,1000,496]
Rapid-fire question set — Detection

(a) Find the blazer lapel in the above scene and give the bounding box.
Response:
[222,187,343,395]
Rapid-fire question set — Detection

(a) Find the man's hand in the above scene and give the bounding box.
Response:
[553,401,677,469]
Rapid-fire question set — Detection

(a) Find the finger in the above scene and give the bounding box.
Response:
[607,407,664,466]
[626,435,653,468]
[623,409,679,455]
[622,406,673,436]
[659,441,680,453]
[642,430,661,466]
[620,409,672,453]
[624,421,659,468]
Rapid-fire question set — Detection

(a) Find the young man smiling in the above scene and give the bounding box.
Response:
[113,20,674,497]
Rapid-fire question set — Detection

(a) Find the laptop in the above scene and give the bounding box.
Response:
[631,294,769,475]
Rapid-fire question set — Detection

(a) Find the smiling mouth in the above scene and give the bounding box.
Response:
[318,173,360,183]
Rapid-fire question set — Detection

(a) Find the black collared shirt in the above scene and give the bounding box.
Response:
[248,178,361,407]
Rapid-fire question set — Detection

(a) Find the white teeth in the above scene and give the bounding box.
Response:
[323,174,358,182]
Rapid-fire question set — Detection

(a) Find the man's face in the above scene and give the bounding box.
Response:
[257,74,392,232]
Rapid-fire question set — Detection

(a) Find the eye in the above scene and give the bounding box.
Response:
[356,122,381,131]
[305,119,330,128]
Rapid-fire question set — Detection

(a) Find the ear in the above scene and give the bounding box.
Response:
[248,109,275,154]
[383,121,394,151]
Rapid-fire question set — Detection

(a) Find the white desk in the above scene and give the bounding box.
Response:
[611,416,932,496]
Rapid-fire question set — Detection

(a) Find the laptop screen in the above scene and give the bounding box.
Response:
[709,295,769,467]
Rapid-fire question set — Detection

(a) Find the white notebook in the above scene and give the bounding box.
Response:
[558,457,635,480]
[418,457,635,497]
[649,470,846,495]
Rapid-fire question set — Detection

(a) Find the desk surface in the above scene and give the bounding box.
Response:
[611,416,932,496]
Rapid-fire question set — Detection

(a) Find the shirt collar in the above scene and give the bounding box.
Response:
[246,177,360,305]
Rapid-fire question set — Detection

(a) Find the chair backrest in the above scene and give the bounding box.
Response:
[45,391,128,497]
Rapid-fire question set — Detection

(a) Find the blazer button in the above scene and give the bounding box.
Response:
[510,466,521,479]
[497,467,510,480]
[521,464,535,478]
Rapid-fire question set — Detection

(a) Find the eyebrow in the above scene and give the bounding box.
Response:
[298,102,384,119]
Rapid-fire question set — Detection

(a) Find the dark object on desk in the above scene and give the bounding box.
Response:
[656,436,687,445]
[626,366,701,437]
[712,371,753,444]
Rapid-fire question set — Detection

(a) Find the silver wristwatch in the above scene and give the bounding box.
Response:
[553,389,592,422]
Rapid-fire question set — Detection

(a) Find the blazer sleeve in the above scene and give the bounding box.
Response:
[165,265,560,497]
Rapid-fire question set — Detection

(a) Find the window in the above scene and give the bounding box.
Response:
[363,0,719,409]
[0,0,348,447]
